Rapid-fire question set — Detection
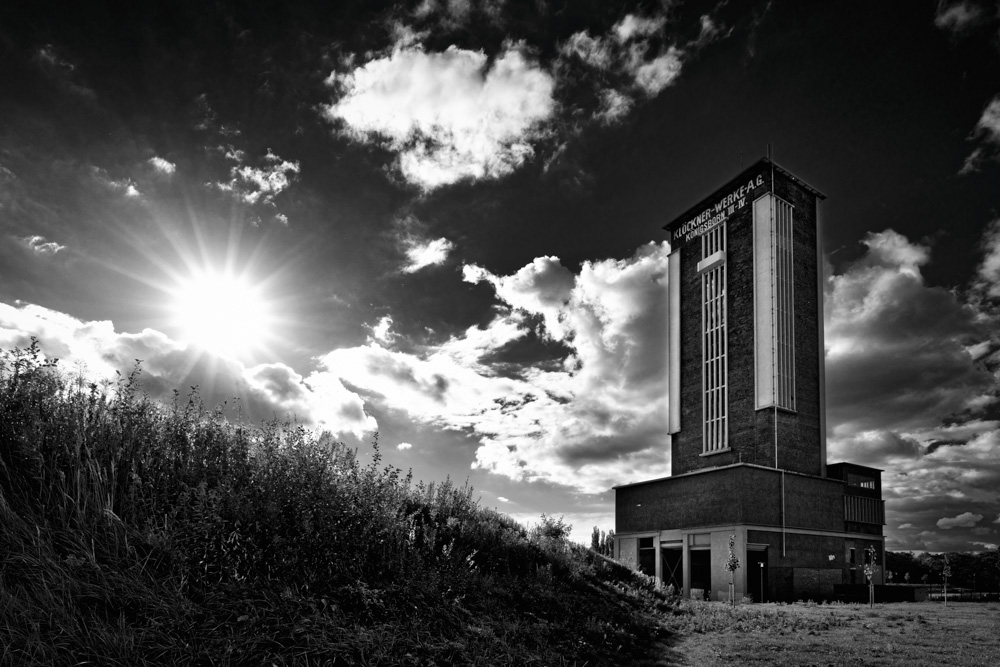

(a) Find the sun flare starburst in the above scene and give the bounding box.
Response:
[171,271,273,358]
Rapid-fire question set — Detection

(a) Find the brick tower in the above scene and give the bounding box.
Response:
[614,158,886,602]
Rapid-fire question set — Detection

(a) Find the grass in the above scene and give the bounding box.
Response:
[667,601,1000,666]
[0,340,678,666]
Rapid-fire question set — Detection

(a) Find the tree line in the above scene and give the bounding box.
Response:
[886,550,1000,590]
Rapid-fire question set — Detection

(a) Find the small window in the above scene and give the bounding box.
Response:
[690,533,711,547]
[847,473,876,490]
[849,548,856,565]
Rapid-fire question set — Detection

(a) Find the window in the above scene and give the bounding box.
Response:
[690,533,711,547]
[847,473,876,490]
[849,547,856,564]
[701,222,728,453]
[638,537,655,577]
[754,194,795,410]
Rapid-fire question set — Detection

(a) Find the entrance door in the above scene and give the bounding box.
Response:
[661,548,683,592]
[747,549,768,602]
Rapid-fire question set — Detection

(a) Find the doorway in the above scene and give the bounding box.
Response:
[689,549,711,593]
[747,548,768,602]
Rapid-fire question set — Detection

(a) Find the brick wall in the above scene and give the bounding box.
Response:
[668,162,823,476]
[615,464,845,534]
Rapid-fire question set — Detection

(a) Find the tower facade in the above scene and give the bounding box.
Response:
[614,159,885,602]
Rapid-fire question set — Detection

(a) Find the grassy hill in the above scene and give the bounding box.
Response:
[0,340,676,666]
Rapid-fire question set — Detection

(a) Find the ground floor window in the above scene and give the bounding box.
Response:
[638,537,655,577]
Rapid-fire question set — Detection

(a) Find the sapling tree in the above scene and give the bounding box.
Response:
[725,534,741,606]
[864,545,880,608]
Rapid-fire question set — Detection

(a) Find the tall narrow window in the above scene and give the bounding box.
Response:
[754,194,795,410]
[700,223,727,453]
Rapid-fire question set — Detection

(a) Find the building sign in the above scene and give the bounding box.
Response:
[668,174,766,249]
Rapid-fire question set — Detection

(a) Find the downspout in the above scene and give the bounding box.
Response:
[781,470,786,558]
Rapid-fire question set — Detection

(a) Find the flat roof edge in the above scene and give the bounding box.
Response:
[662,157,827,233]
[612,462,839,491]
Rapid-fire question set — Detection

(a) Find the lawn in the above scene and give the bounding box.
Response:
[665,601,1000,666]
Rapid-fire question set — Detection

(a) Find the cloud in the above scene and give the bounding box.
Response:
[824,227,1000,552]
[403,237,455,273]
[937,511,983,529]
[613,14,667,43]
[370,316,396,344]
[148,156,176,175]
[934,1,984,33]
[594,89,633,125]
[463,255,575,339]
[34,45,96,100]
[557,9,723,125]
[898,523,914,529]
[825,230,992,436]
[973,219,1000,299]
[559,32,613,70]
[960,95,1000,173]
[497,496,509,503]
[217,148,300,206]
[397,442,413,450]
[20,235,66,255]
[391,214,456,272]
[631,47,684,96]
[242,363,375,437]
[0,300,374,439]
[318,242,672,493]
[325,41,555,191]
[90,166,142,199]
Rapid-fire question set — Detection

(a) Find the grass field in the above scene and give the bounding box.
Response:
[665,601,1000,666]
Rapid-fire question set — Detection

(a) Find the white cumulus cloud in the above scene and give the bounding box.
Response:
[317,242,672,494]
[613,14,667,43]
[20,235,66,255]
[403,237,455,273]
[325,41,556,191]
[937,511,983,529]
[148,156,176,175]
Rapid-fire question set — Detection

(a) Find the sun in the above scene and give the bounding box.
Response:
[172,270,273,358]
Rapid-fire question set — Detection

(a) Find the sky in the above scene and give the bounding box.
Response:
[2,0,1000,553]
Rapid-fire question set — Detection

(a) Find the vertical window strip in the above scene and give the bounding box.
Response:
[702,223,727,453]
[774,198,795,410]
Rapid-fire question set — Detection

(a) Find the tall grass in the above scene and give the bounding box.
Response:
[0,340,675,665]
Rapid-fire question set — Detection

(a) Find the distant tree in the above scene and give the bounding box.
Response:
[604,529,615,557]
[534,514,571,541]
[591,526,601,552]
[942,556,952,607]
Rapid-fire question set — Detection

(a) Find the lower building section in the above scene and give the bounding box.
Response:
[614,463,885,602]
[616,525,884,602]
